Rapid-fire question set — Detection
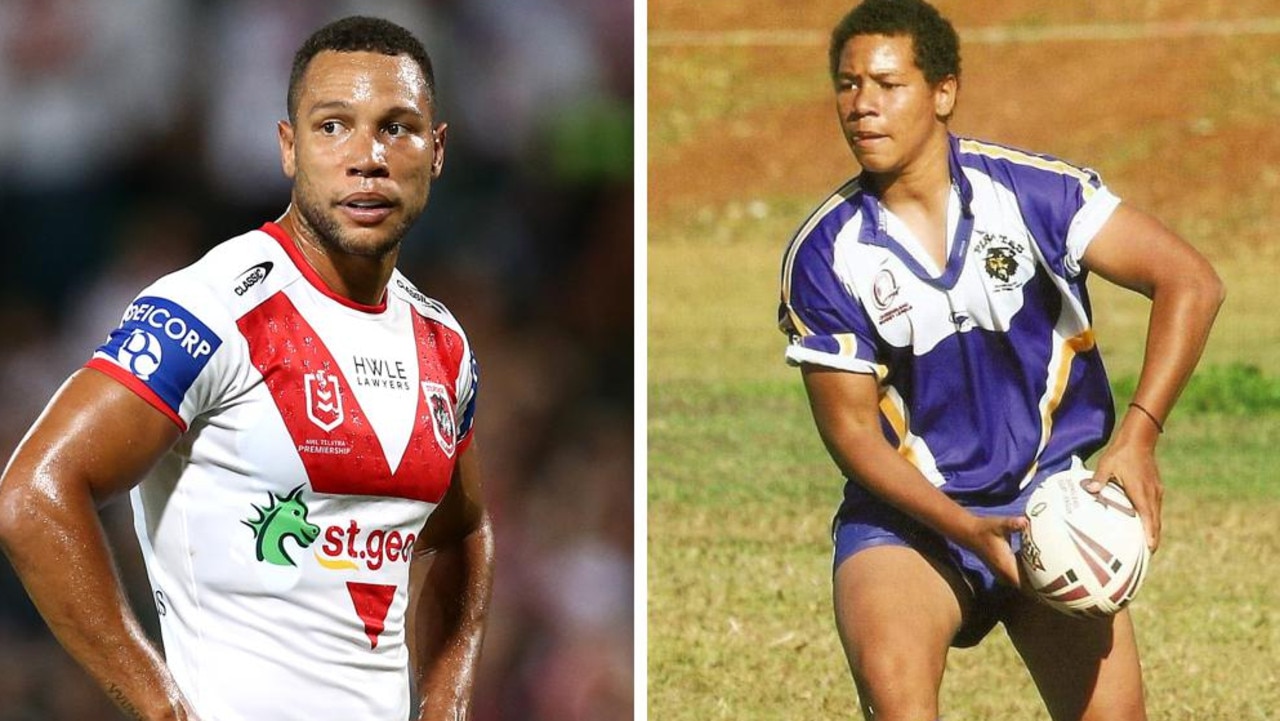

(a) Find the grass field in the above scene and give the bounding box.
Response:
[648,2,1280,718]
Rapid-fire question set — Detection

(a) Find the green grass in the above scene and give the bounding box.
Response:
[646,208,1280,719]
[649,369,1280,719]
[647,221,1280,719]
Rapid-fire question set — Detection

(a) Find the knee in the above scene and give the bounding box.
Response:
[850,652,941,721]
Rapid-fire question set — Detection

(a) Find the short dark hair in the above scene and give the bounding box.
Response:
[287,16,436,122]
[829,0,960,85]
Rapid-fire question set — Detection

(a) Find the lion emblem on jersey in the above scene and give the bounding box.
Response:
[422,381,457,458]
[984,246,1020,282]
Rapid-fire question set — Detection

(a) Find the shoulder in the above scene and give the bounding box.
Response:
[387,272,469,341]
[955,136,1105,195]
[146,228,296,319]
[782,176,866,276]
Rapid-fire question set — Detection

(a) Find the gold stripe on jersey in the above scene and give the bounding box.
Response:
[1021,328,1097,487]
[780,177,861,337]
[835,333,858,358]
[959,139,1098,202]
[878,389,920,469]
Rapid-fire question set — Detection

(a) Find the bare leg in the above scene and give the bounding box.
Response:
[834,545,969,721]
[1004,597,1146,721]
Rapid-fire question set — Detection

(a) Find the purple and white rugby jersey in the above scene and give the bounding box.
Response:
[779,134,1121,505]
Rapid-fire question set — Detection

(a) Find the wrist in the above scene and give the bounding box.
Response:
[1127,401,1165,435]
[1116,407,1161,448]
[934,506,980,547]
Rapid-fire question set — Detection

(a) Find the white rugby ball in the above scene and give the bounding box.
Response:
[1018,466,1151,618]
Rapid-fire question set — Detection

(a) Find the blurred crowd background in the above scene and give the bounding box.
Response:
[0,1,633,719]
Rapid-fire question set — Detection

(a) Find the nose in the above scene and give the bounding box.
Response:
[851,84,878,118]
[346,128,389,178]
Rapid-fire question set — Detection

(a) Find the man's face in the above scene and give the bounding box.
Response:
[278,50,445,259]
[833,34,954,176]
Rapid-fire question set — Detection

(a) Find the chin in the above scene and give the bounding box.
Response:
[852,154,894,176]
[335,228,404,258]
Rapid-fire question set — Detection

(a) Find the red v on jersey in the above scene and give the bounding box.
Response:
[346,582,397,649]
[238,292,457,503]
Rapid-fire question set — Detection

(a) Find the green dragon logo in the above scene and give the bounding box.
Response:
[242,485,321,566]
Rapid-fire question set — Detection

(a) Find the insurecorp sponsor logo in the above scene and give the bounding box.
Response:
[121,299,218,360]
[315,519,418,571]
[117,329,164,381]
[233,261,274,296]
[98,296,222,411]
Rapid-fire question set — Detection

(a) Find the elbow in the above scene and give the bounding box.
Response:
[1207,268,1226,311]
[1167,257,1226,316]
[0,464,66,554]
[0,471,30,552]
[1194,261,1227,317]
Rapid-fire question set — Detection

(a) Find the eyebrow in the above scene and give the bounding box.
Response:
[305,100,425,118]
[835,69,910,84]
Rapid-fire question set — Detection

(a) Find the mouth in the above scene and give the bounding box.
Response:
[337,193,397,225]
[851,131,888,146]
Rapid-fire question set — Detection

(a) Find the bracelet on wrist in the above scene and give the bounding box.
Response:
[1127,401,1164,434]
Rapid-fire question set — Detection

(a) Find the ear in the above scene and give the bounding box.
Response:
[430,122,448,180]
[278,120,297,179]
[934,74,958,119]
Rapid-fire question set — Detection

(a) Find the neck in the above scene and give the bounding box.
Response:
[277,209,395,307]
[869,130,952,211]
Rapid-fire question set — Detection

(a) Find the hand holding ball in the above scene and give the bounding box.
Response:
[1018,466,1151,618]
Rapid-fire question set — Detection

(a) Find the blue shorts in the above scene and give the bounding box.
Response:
[832,480,1042,648]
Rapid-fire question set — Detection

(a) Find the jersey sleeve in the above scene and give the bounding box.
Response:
[85,277,229,432]
[994,152,1120,278]
[1061,180,1120,277]
[778,227,879,374]
[454,346,479,456]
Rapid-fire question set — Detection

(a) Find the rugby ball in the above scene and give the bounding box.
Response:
[1017,466,1151,618]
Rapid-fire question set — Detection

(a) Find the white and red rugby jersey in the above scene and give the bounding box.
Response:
[87,222,478,721]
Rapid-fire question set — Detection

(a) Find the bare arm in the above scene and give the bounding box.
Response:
[1082,204,1225,550]
[408,443,494,721]
[0,369,200,720]
[802,366,1026,586]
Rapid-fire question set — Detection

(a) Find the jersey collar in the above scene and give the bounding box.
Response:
[857,134,975,290]
[261,222,389,314]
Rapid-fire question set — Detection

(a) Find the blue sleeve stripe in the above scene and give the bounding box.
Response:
[457,355,479,440]
[94,296,222,416]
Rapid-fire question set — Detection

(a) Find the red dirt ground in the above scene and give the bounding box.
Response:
[649,2,1280,254]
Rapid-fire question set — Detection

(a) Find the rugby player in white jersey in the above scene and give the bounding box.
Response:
[0,16,492,721]
[778,1,1223,719]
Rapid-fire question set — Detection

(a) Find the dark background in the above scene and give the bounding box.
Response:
[0,1,633,719]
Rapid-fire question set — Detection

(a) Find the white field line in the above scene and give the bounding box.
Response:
[649,17,1280,48]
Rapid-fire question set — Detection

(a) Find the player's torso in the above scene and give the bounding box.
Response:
[120,228,468,720]
[838,172,1077,357]
[834,169,1104,498]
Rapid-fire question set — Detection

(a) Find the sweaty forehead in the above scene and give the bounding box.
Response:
[298,50,430,115]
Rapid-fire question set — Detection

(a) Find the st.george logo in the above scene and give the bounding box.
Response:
[117,329,164,381]
[241,485,321,567]
[422,381,456,458]
[305,372,344,431]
